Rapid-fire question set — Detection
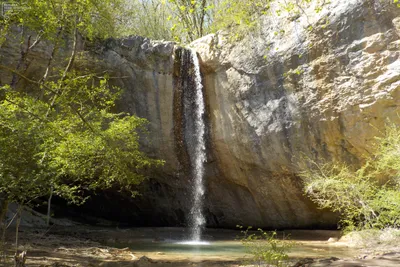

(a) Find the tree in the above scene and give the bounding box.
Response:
[164,0,214,42]
[120,0,173,40]
[211,0,271,39]
[0,1,163,260]
[159,0,333,42]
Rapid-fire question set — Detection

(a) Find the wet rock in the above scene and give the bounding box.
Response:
[133,256,155,267]
[318,257,340,263]
[292,257,314,267]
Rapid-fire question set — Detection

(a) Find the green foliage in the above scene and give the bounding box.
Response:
[212,0,271,40]
[1,0,338,44]
[0,88,49,203]
[238,226,293,267]
[300,124,400,231]
[1,0,133,41]
[120,0,173,40]
[371,123,400,185]
[164,0,215,42]
[211,0,331,41]
[0,0,164,207]
[45,112,162,202]
[3,0,397,43]
[0,73,163,205]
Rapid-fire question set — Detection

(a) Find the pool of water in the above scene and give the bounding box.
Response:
[126,240,245,259]
[105,228,358,262]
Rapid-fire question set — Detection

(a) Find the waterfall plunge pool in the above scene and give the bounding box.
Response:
[103,227,358,263]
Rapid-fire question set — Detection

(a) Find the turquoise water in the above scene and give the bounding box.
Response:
[126,240,245,257]
[106,228,358,261]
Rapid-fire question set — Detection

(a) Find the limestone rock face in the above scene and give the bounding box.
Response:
[98,0,400,228]
[188,0,400,228]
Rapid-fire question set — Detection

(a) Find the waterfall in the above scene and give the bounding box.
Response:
[187,49,206,242]
[173,47,207,243]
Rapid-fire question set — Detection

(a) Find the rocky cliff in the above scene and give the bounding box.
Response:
[82,0,399,228]
[189,0,400,227]
[1,0,399,229]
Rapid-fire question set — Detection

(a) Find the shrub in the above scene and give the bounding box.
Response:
[300,124,400,231]
[238,226,293,267]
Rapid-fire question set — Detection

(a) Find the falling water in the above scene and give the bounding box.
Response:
[173,47,207,243]
[172,49,206,244]
[187,49,206,242]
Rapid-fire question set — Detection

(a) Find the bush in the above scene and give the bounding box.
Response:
[300,124,400,231]
[238,226,293,267]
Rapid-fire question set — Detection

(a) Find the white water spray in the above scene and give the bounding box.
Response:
[188,49,206,242]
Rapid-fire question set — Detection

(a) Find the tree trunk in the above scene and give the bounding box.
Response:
[0,196,8,230]
[13,206,24,267]
[46,187,53,226]
[14,251,26,267]
[0,196,8,263]
[15,205,21,254]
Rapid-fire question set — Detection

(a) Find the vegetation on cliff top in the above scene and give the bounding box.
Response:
[124,0,330,42]
[2,0,399,43]
[123,0,400,42]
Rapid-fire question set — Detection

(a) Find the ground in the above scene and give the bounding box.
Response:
[0,225,243,267]
[0,224,400,267]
